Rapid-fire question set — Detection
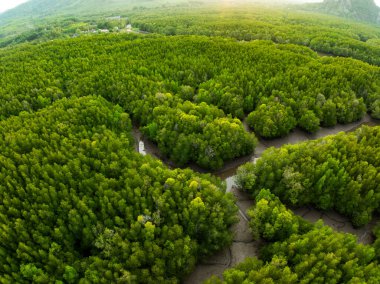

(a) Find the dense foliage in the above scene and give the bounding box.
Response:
[131,5,380,66]
[0,96,237,283]
[206,189,380,283]
[0,35,264,169]
[1,3,380,282]
[248,190,312,241]
[1,35,379,153]
[236,125,380,226]
[246,102,297,138]
[142,100,256,169]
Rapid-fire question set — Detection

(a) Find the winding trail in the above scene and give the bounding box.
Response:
[131,115,380,283]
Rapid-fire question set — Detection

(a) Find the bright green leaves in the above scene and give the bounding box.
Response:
[63,266,78,284]
[143,100,256,170]
[247,102,297,138]
[248,189,307,241]
[0,96,238,283]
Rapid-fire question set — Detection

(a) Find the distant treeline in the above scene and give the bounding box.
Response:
[237,125,380,226]
[131,5,380,66]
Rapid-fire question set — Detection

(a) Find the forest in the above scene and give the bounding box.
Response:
[1,34,379,168]
[206,189,380,283]
[236,125,380,226]
[130,4,380,65]
[0,96,237,283]
[0,0,380,283]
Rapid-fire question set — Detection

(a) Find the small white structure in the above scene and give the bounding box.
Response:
[106,16,121,20]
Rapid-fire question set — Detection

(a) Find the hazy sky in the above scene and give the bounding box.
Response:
[0,0,28,13]
[0,0,380,14]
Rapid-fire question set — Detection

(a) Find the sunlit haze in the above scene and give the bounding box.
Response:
[0,0,28,13]
[0,0,380,14]
[276,0,380,5]
[285,0,380,4]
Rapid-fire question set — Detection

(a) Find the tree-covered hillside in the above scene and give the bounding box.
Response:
[0,0,186,21]
[0,0,137,19]
[131,5,380,65]
[0,0,188,46]
[305,0,380,25]
[2,2,380,66]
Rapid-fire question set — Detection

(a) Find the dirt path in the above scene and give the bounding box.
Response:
[292,207,379,245]
[184,186,380,283]
[183,187,260,283]
[131,116,380,283]
[216,114,379,184]
[184,115,380,283]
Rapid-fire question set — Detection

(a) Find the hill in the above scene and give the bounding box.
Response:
[307,0,380,25]
[2,2,380,67]
[0,0,168,20]
[0,0,187,44]
[130,5,380,65]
